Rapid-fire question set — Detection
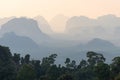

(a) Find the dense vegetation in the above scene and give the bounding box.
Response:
[0,45,120,80]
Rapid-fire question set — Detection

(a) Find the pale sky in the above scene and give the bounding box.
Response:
[0,0,120,20]
[0,0,120,32]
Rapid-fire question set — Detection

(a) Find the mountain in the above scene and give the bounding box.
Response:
[49,14,69,32]
[0,15,120,63]
[70,38,120,63]
[65,16,96,41]
[66,16,96,33]
[65,14,120,45]
[66,14,120,33]
[34,16,53,34]
[0,17,14,28]
[0,32,50,59]
[80,38,118,51]
[52,38,120,63]
[0,17,49,44]
[0,32,119,63]
[97,14,120,27]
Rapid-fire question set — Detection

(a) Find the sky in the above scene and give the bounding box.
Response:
[0,0,120,32]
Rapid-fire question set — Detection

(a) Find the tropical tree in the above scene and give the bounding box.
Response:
[57,74,74,80]
[111,56,120,79]
[0,46,16,80]
[78,59,88,69]
[65,58,71,68]
[87,51,105,66]
[94,62,110,80]
[17,64,36,80]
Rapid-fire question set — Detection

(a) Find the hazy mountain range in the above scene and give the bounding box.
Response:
[34,16,53,34]
[0,14,120,63]
[0,17,50,44]
[65,14,120,44]
[0,17,15,29]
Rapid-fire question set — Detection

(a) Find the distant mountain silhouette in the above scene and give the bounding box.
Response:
[66,14,120,33]
[65,14,120,45]
[66,16,96,33]
[0,17,49,44]
[0,32,119,63]
[0,17,14,28]
[54,38,120,63]
[97,14,120,27]
[0,32,39,56]
[80,38,119,51]
[49,14,69,32]
[0,15,120,63]
[34,16,53,34]
[0,32,50,59]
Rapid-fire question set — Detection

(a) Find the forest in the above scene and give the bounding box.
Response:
[0,45,120,80]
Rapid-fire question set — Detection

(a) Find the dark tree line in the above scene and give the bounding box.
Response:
[0,45,120,80]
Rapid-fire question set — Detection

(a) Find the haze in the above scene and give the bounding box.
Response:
[0,0,120,32]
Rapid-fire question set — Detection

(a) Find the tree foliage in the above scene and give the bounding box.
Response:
[16,64,36,80]
[0,45,119,80]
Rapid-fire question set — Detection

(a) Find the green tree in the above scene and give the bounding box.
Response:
[75,67,96,80]
[111,57,120,79]
[46,65,60,80]
[57,74,74,80]
[41,54,57,67]
[70,60,76,69]
[48,54,57,65]
[94,62,110,80]
[13,53,20,71]
[32,60,42,79]
[65,58,70,68]
[87,51,105,66]
[13,53,20,65]
[17,64,36,80]
[78,59,88,69]
[24,54,30,64]
[0,46,16,80]
[115,74,120,80]
[41,54,58,76]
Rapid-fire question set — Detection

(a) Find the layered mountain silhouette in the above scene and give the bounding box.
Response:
[77,38,120,62]
[0,33,119,63]
[97,14,120,27]
[0,15,119,63]
[65,14,120,45]
[0,32,50,59]
[34,16,53,34]
[0,17,49,44]
[78,38,119,52]
[66,14,120,33]
[0,17,14,28]
[54,38,120,63]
